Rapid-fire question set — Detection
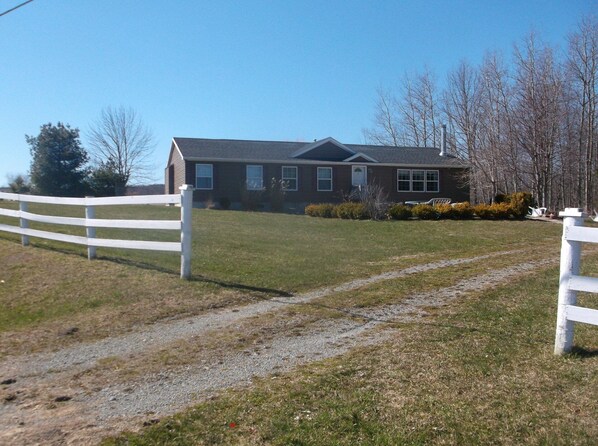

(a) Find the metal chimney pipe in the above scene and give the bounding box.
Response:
[440,124,447,156]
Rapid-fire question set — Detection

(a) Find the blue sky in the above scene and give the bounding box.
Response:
[0,0,595,186]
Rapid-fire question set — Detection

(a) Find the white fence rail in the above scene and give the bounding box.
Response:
[0,185,194,279]
[555,208,598,354]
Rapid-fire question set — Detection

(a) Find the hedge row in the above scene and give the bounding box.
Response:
[305,192,534,221]
[305,202,370,219]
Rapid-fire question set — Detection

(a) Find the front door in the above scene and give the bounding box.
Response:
[352,165,367,187]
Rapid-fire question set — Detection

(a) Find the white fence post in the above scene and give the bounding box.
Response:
[86,197,97,260]
[19,200,29,246]
[180,184,194,279]
[554,208,585,355]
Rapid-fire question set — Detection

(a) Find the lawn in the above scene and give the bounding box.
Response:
[1,205,596,443]
[103,249,598,446]
[0,202,563,293]
[0,205,564,354]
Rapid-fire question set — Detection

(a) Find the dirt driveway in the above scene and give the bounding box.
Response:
[0,250,556,445]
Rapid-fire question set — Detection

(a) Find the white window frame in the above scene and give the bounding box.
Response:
[317,167,333,192]
[195,164,213,190]
[412,170,425,192]
[397,169,439,193]
[426,170,439,193]
[281,166,298,191]
[397,169,411,192]
[246,165,264,190]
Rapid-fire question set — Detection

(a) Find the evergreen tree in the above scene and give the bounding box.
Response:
[87,157,129,196]
[27,123,89,196]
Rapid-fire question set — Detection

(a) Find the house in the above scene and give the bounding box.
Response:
[165,132,469,210]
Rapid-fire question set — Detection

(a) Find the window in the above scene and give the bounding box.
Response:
[195,164,213,190]
[397,169,440,192]
[282,166,298,191]
[397,169,411,191]
[412,170,425,192]
[426,170,439,192]
[246,165,263,190]
[317,167,332,191]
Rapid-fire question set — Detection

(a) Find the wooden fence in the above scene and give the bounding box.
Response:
[555,208,598,354]
[0,185,194,279]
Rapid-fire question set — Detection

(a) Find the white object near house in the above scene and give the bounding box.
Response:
[529,206,547,218]
[0,185,195,279]
[554,208,598,355]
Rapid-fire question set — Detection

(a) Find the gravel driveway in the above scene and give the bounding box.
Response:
[0,250,556,445]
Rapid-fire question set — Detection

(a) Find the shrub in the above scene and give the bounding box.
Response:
[494,193,507,204]
[474,202,513,219]
[411,204,438,220]
[507,192,533,219]
[305,203,336,218]
[473,203,492,219]
[492,202,513,219]
[335,202,370,220]
[434,203,455,219]
[451,202,474,219]
[349,184,388,220]
[387,203,412,220]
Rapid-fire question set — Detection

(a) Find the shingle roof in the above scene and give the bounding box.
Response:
[173,137,467,168]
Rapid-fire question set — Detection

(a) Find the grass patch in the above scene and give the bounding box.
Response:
[0,208,565,354]
[104,255,598,445]
[1,204,563,293]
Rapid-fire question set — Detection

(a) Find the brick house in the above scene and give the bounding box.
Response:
[165,135,469,210]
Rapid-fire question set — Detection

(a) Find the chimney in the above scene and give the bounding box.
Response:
[440,124,447,157]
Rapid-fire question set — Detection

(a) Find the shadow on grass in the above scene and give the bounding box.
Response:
[190,275,293,297]
[100,254,293,298]
[1,237,294,299]
[569,346,598,358]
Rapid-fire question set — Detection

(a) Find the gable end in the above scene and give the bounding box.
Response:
[292,137,355,161]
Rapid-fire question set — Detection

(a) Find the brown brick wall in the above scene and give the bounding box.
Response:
[186,161,469,205]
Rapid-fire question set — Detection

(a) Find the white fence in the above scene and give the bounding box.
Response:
[555,208,598,354]
[0,185,194,279]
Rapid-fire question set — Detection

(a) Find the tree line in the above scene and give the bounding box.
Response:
[363,17,597,211]
[9,107,155,197]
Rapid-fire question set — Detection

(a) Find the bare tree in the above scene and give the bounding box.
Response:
[362,21,597,209]
[512,34,564,208]
[567,16,598,210]
[88,106,156,193]
[472,52,518,202]
[363,88,401,146]
[363,68,442,148]
[443,60,484,200]
[444,60,481,159]
[398,68,441,147]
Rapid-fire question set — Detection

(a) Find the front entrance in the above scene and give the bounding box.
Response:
[352,165,367,187]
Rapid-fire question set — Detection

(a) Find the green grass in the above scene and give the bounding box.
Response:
[0,205,563,344]
[1,203,596,443]
[0,203,563,294]
[103,256,598,446]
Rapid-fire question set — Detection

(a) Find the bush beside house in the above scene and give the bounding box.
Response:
[304,192,534,221]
